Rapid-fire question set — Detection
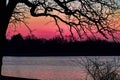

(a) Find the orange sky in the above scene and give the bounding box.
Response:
[6,15,73,40]
[6,8,120,41]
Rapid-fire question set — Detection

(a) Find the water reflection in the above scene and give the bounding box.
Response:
[2,56,120,80]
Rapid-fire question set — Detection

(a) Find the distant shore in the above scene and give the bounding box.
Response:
[2,36,120,56]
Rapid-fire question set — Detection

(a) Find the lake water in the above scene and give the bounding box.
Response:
[1,56,118,80]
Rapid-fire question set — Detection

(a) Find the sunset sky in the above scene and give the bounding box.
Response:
[7,11,73,40]
[6,0,120,41]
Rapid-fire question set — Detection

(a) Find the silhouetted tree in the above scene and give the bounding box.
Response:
[0,0,120,78]
[11,33,23,41]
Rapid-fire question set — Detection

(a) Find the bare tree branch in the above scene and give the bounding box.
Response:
[9,0,120,40]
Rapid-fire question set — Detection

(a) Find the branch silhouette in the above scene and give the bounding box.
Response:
[8,0,120,40]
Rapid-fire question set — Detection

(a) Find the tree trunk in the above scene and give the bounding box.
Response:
[0,15,10,77]
[0,0,17,77]
[0,0,7,77]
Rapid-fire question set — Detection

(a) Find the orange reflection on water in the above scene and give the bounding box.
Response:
[2,65,86,80]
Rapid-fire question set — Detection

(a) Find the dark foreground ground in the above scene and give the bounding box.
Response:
[3,36,120,56]
[1,76,37,80]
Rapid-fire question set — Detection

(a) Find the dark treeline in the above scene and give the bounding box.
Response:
[3,34,120,56]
